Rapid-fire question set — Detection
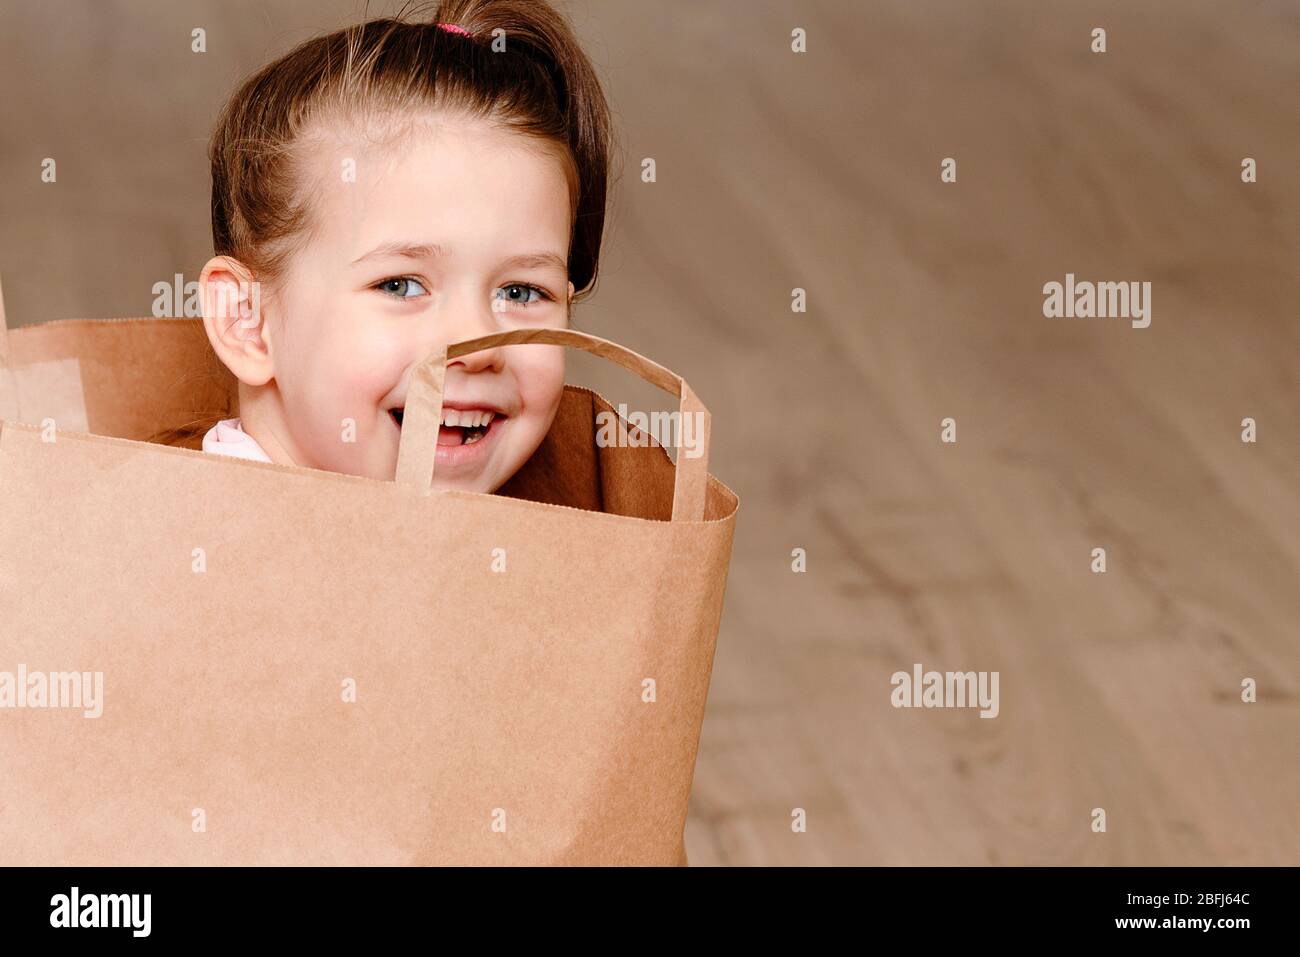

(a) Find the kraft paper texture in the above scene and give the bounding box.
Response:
[0,278,738,866]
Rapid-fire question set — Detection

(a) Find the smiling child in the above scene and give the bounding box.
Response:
[197,0,612,494]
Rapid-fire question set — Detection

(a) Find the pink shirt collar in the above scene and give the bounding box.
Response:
[201,417,273,463]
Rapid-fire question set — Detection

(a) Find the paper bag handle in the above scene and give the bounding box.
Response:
[394,327,711,522]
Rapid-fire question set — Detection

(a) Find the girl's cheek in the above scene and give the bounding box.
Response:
[301,339,401,442]
[327,329,402,394]
[516,352,566,417]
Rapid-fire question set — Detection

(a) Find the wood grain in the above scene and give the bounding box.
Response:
[0,0,1295,865]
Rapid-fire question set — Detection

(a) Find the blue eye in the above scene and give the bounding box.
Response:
[494,283,551,308]
[375,277,428,298]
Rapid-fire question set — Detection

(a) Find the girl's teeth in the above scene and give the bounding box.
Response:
[440,410,495,428]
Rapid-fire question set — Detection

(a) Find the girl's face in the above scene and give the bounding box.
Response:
[203,113,574,493]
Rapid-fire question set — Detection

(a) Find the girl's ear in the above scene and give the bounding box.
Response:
[567,281,575,303]
[200,256,275,387]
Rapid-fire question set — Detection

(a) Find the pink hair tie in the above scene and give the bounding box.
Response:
[436,22,471,37]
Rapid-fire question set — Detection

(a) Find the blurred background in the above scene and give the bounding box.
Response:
[1,0,1297,864]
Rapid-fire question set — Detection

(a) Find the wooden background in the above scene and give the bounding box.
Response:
[1,0,1296,865]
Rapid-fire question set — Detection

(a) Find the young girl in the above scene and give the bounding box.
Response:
[195,0,612,494]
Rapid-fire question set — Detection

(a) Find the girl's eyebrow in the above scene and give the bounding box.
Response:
[351,241,444,265]
[350,241,566,273]
[500,251,568,273]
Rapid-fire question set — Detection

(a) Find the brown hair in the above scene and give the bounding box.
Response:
[153,0,615,448]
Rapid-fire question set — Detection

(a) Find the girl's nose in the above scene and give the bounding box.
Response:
[443,301,505,374]
[447,340,504,375]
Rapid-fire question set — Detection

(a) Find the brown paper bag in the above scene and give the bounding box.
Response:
[0,276,738,865]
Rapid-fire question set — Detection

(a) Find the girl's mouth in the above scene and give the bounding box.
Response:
[389,406,504,468]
